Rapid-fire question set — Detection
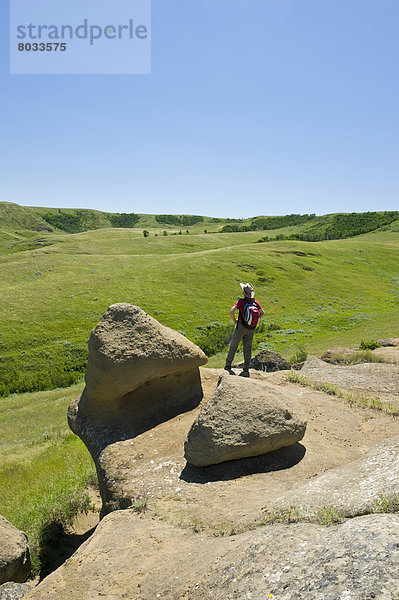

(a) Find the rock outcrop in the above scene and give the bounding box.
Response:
[0,516,31,585]
[320,346,359,363]
[301,355,399,397]
[184,374,306,466]
[377,337,399,346]
[269,435,399,516]
[249,349,291,372]
[24,510,399,600]
[85,303,207,403]
[68,304,207,458]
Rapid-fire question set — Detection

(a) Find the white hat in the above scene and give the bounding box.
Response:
[240,282,254,298]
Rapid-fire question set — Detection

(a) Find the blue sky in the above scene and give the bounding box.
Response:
[1,0,398,218]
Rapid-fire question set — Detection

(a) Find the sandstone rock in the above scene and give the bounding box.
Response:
[0,582,32,600]
[69,304,207,459]
[320,346,359,363]
[376,337,399,346]
[249,350,291,372]
[0,517,31,585]
[85,303,207,403]
[269,436,399,516]
[301,355,399,397]
[184,374,306,466]
[25,510,399,600]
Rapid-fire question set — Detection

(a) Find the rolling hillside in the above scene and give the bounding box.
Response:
[0,202,398,397]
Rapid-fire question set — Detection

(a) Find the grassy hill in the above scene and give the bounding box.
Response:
[1,201,399,575]
[0,204,398,396]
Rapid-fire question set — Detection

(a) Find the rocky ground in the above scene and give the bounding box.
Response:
[7,310,397,600]
[24,352,399,600]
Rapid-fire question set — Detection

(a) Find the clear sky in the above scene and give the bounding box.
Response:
[1,0,398,218]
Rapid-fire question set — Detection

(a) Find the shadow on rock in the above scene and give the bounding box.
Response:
[38,523,97,581]
[180,442,306,484]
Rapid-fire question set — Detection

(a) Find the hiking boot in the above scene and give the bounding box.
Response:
[239,369,250,378]
[224,365,235,375]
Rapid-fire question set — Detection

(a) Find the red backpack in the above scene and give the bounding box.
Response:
[242,299,260,328]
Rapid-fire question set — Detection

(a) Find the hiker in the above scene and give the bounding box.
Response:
[224,283,265,377]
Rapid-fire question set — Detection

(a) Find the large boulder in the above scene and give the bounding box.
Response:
[68,304,207,504]
[85,303,207,403]
[184,374,306,466]
[24,510,399,600]
[269,435,399,517]
[0,517,31,585]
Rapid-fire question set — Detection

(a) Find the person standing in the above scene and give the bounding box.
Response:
[224,283,264,377]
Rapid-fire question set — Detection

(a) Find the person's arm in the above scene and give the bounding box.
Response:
[256,301,265,319]
[229,305,238,324]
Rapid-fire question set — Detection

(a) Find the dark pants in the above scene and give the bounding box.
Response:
[225,322,255,370]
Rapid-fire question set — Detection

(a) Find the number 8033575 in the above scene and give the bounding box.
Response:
[18,43,67,51]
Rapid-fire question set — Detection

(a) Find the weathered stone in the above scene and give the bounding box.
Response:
[25,510,399,600]
[376,337,399,346]
[301,355,399,396]
[69,368,204,459]
[0,517,31,585]
[320,346,359,363]
[269,435,399,516]
[69,304,207,459]
[0,582,32,600]
[249,349,291,372]
[85,303,207,403]
[184,374,306,466]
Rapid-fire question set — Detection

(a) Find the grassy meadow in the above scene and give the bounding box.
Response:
[1,203,399,575]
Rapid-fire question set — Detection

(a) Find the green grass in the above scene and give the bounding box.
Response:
[0,383,96,575]
[1,204,399,574]
[321,349,388,365]
[0,224,398,396]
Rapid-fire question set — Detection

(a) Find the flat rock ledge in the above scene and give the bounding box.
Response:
[269,435,399,517]
[301,355,399,397]
[184,374,306,466]
[0,516,31,585]
[25,511,399,600]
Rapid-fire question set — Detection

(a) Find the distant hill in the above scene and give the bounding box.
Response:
[0,202,398,244]
[0,202,54,232]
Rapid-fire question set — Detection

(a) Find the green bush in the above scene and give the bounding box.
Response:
[290,346,308,364]
[359,340,382,350]
[194,321,234,356]
[107,213,140,228]
[155,215,204,227]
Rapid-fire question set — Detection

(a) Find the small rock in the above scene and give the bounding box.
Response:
[250,350,291,372]
[0,516,31,585]
[0,582,32,600]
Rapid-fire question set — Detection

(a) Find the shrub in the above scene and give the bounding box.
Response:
[359,340,382,350]
[290,346,308,364]
[194,322,234,356]
[107,213,140,228]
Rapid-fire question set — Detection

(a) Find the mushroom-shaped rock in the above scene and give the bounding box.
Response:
[184,374,306,466]
[68,304,208,464]
[85,303,207,403]
[0,516,31,585]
